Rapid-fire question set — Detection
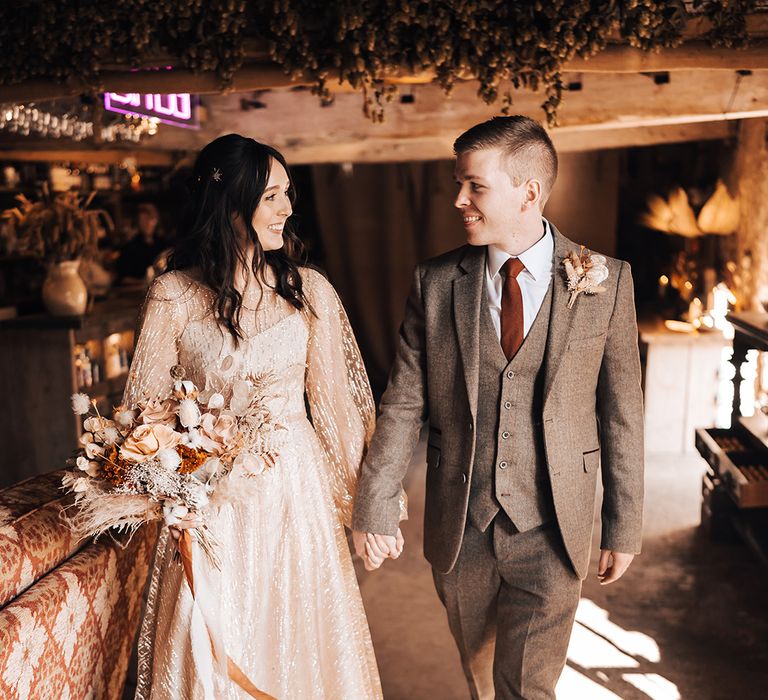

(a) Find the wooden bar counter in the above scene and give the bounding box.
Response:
[0,290,144,488]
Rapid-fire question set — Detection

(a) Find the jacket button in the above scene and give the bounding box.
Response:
[506,370,515,379]
[502,431,510,439]
[499,461,508,470]
[469,422,473,431]
[461,473,468,484]
[504,401,512,409]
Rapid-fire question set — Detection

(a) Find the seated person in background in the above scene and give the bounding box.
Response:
[80,215,116,297]
[116,202,167,283]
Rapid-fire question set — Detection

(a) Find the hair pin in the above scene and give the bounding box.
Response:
[212,167,222,182]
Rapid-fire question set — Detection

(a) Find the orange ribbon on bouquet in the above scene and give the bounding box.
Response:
[179,530,276,700]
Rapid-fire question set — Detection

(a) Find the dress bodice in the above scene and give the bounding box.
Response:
[179,309,310,425]
[122,265,376,527]
[127,270,310,422]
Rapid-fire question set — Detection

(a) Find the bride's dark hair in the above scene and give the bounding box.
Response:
[169,133,309,342]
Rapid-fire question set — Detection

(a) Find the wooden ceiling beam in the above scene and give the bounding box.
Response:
[553,120,734,153]
[2,39,768,103]
[1,68,756,165]
[264,121,737,164]
[159,69,766,157]
[0,149,176,166]
[0,121,735,166]
[567,40,768,73]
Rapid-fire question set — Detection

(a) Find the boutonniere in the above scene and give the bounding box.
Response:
[562,247,609,309]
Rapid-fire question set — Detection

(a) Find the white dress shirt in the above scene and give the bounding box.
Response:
[485,219,554,340]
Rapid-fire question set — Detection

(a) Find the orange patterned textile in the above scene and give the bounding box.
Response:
[0,471,158,699]
[0,471,80,607]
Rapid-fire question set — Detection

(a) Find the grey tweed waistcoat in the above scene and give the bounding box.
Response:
[468,280,556,533]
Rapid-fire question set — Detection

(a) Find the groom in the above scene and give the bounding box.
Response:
[352,116,644,699]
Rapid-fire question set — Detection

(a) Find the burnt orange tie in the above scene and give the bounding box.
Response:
[501,257,526,360]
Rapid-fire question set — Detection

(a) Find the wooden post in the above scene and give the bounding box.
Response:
[732,119,768,311]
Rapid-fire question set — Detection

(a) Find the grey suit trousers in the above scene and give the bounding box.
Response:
[433,515,582,700]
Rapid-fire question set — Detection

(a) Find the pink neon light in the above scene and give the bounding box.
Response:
[143,94,192,119]
[103,92,198,129]
[108,93,141,107]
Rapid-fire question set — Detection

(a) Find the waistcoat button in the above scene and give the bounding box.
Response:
[499,461,508,469]
[506,370,515,379]
[502,431,510,439]
[503,401,512,409]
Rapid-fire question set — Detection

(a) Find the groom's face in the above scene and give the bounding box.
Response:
[454,147,529,249]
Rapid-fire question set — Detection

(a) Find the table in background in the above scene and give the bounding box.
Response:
[639,317,729,454]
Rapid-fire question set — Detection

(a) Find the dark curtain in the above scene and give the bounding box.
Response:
[312,161,466,396]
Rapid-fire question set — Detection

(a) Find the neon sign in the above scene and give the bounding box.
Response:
[103,93,199,129]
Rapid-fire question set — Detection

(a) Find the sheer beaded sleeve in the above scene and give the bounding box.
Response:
[303,269,378,527]
[122,274,185,409]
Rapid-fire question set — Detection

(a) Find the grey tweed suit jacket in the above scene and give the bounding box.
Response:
[351,226,644,579]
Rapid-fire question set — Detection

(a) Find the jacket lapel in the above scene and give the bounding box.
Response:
[543,225,580,407]
[453,245,485,422]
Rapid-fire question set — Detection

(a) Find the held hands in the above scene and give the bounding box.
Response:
[597,550,634,585]
[352,529,405,571]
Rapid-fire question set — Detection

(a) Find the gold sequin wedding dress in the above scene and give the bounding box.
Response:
[125,268,384,699]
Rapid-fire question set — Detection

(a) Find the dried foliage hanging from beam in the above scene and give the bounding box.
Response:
[0,0,760,124]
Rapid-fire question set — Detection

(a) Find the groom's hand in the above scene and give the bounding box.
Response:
[597,550,634,585]
[352,530,376,570]
[352,529,405,571]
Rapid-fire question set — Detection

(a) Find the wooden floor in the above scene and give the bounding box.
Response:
[356,444,768,700]
[123,443,768,699]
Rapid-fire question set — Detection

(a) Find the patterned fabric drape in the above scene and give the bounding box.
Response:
[0,471,158,700]
[0,471,80,608]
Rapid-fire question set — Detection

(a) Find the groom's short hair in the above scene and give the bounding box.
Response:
[453,116,558,205]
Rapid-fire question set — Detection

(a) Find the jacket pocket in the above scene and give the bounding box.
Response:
[568,332,607,351]
[582,448,600,473]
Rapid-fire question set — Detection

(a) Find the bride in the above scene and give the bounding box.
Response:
[124,134,402,699]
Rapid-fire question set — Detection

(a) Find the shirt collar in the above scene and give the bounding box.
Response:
[487,219,554,282]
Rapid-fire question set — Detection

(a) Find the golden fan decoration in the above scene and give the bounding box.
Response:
[640,179,739,237]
